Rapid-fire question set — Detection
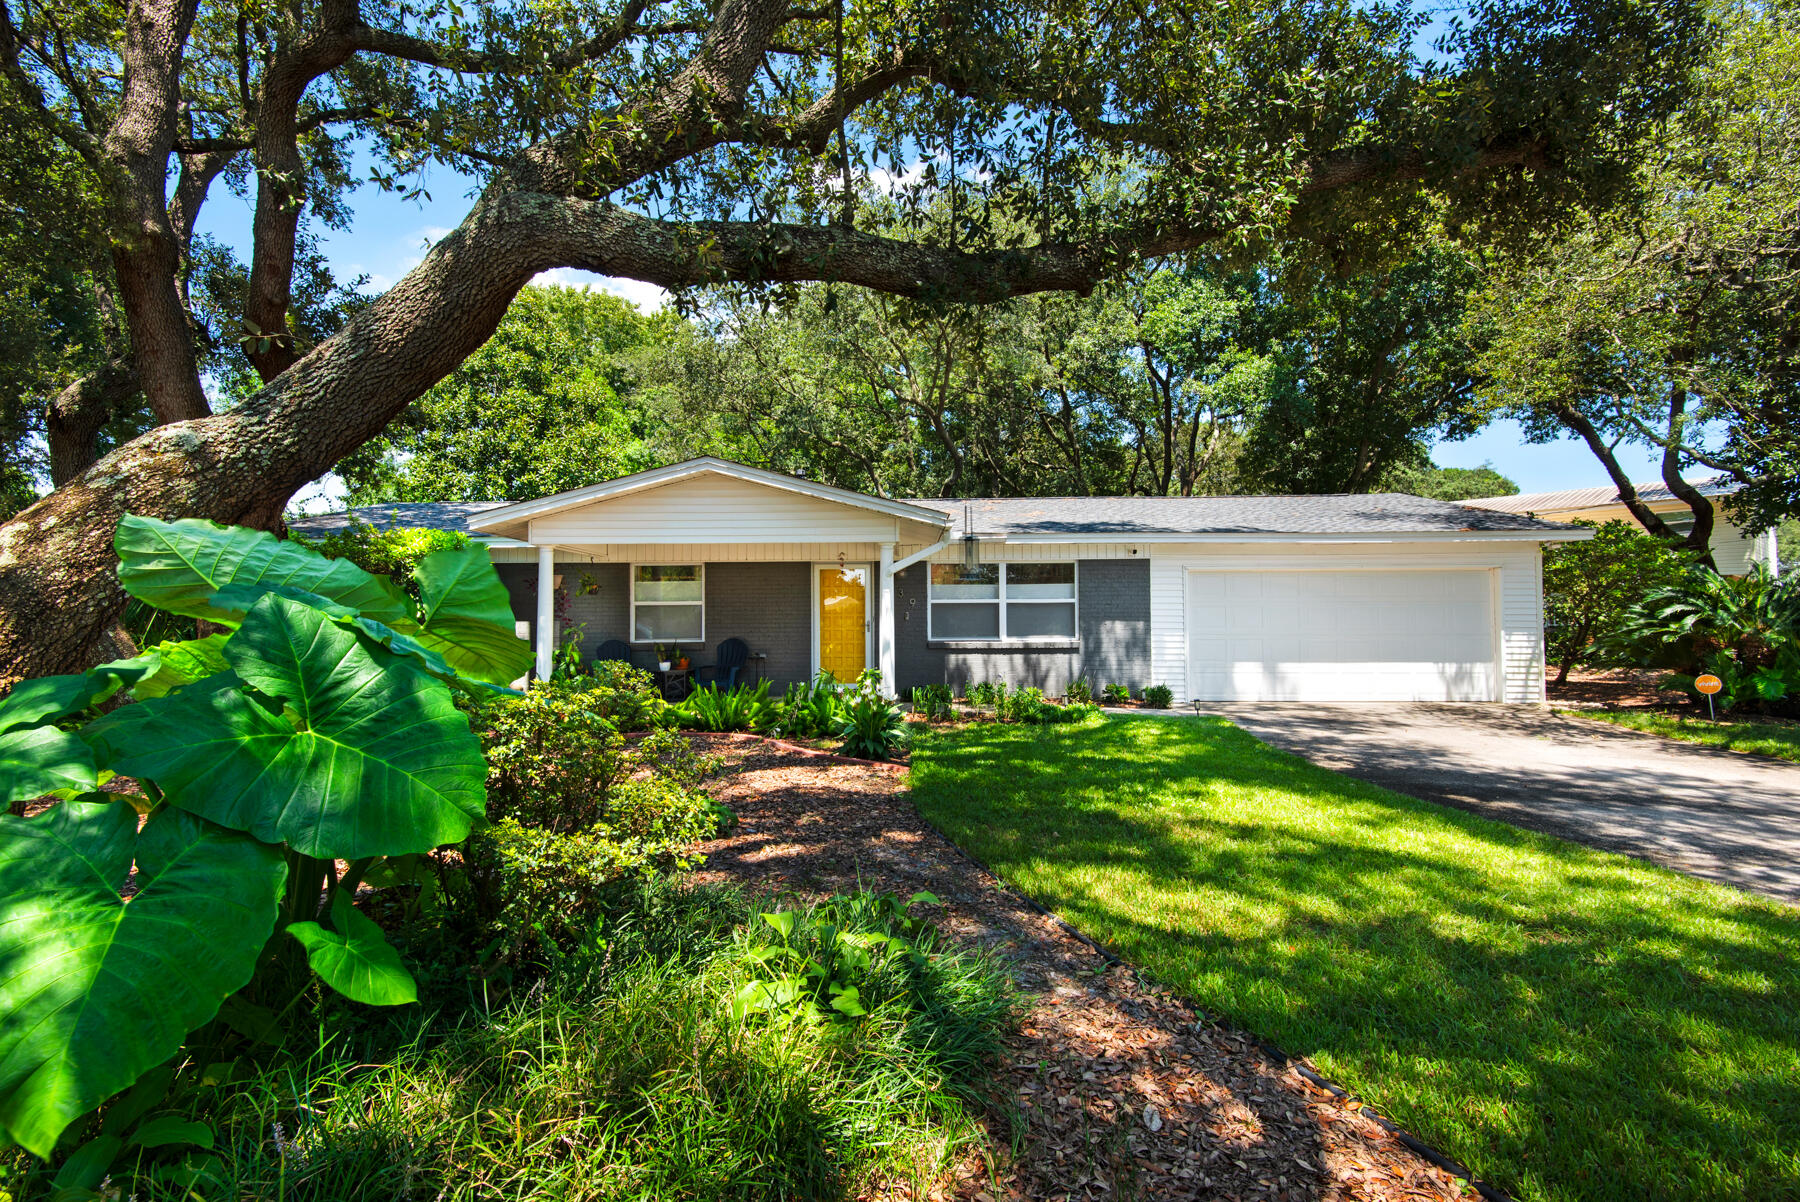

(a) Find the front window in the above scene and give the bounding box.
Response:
[928,562,1076,641]
[632,564,704,642]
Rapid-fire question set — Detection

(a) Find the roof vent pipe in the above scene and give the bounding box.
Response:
[962,504,980,569]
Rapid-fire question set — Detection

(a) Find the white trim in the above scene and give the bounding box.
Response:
[987,529,1591,545]
[925,561,1080,644]
[629,562,706,645]
[891,537,951,573]
[534,545,555,680]
[470,457,953,535]
[809,562,875,682]
[878,543,897,696]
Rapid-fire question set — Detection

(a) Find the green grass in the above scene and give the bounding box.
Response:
[911,715,1800,1202]
[1558,708,1800,763]
[3,884,1018,1202]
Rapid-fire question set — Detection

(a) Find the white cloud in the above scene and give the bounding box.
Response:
[531,267,669,312]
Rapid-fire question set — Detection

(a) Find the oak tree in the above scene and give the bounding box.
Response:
[0,0,1702,682]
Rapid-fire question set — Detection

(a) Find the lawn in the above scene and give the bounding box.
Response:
[911,715,1800,1202]
[1558,708,1800,763]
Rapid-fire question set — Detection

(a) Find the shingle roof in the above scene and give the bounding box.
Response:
[288,501,510,538]
[902,493,1575,535]
[289,491,1577,539]
[1462,476,1737,515]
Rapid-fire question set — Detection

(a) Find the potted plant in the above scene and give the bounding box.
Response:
[655,644,673,671]
[675,649,691,671]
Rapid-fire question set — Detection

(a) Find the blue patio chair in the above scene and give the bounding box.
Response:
[694,638,750,689]
[595,639,635,665]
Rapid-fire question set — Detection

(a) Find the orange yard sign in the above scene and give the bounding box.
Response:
[1695,674,1724,695]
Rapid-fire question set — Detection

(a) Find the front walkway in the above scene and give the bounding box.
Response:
[1191,703,1800,904]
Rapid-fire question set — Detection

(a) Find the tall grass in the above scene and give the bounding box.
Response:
[5,883,1018,1202]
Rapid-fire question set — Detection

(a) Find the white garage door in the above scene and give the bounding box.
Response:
[1185,569,1499,702]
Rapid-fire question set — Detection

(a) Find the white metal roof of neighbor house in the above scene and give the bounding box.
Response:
[1462,476,1738,515]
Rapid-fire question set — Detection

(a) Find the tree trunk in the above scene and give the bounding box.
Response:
[46,359,141,485]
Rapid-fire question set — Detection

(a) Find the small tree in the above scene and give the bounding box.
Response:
[1544,521,1693,682]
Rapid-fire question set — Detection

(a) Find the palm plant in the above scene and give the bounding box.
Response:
[1619,565,1800,671]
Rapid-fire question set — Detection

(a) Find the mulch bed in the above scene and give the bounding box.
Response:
[1545,667,1668,709]
[687,733,1482,1202]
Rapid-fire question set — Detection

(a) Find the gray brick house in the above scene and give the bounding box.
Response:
[290,458,1587,702]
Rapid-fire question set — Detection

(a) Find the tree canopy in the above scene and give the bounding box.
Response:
[0,0,1709,680]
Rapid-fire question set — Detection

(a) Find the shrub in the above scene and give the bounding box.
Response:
[479,678,630,831]
[584,659,667,731]
[836,677,910,760]
[1143,684,1174,708]
[1542,520,1694,681]
[1064,677,1094,703]
[1621,564,1799,671]
[967,680,1004,707]
[1102,683,1131,704]
[910,683,955,721]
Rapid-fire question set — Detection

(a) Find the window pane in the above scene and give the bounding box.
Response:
[1008,602,1076,639]
[634,604,703,642]
[1007,563,1075,599]
[930,563,998,600]
[635,564,703,602]
[931,603,1000,639]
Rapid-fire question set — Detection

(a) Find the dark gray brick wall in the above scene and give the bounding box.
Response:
[498,560,811,686]
[892,558,1150,695]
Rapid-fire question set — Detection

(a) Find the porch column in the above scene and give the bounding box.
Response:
[878,542,897,697]
[535,544,555,680]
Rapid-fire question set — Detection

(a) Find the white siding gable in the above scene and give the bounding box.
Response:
[528,476,938,545]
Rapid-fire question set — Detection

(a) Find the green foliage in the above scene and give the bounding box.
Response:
[0,803,283,1157]
[1385,462,1519,501]
[1620,564,1800,675]
[335,287,677,504]
[292,523,470,600]
[1472,4,1800,538]
[669,679,779,732]
[733,890,946,1025]
[967,680,1005,708]
[1142,684,1175,709]
[1102,683,1132,704]
[910,683,955,721]
[994,686,1100,725]
[835,677,910,760]
[476,676,692,832]
[1543,521,1695,679]
[0,514,527,1157]
[771,672,845,738]
[1063,677,1094,703]
[0,878,1015,1201]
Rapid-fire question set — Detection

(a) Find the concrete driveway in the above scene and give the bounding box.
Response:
[1194,703,1800,905]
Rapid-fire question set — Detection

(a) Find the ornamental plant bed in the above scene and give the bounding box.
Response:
[687,734,1479,1202]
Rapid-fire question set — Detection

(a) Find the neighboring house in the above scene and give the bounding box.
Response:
[289,458,1588,703]
[1461,477,1780,577]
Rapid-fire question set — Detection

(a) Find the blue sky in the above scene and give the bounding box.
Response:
[195,154,1667,501]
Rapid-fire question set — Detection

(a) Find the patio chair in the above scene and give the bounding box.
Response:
[694,637,750,689]
[595,639,635,665]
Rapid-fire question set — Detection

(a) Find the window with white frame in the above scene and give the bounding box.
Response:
[928,562,1077,641]
[632,564,704,642]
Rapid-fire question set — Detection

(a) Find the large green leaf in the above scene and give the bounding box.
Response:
[286,893,418,1006]
[403,547,532,684]
[0,726,97,801]
[114,515,412,627]
[0,657,160,736]
[131,635,232,701]
[86,595,488,859]
[0,801,284,1157]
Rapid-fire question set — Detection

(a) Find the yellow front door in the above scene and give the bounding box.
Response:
[817,566,868,682]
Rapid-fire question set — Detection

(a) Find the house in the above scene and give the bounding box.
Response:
[1461,476,1779,577]
[289,458,1590,703]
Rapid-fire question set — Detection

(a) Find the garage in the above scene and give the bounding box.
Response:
[1185,568,1500,702]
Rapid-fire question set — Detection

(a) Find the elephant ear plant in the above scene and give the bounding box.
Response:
[0,515,530,1161]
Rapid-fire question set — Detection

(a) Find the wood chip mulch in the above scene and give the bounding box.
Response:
[686,734,1483,1202]
[1545,667,1668,708]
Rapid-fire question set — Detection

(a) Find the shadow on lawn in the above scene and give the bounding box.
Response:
[911,716,1800,1202]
